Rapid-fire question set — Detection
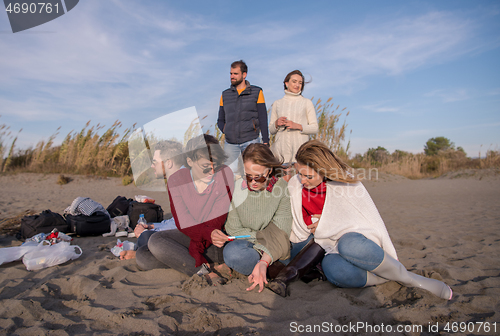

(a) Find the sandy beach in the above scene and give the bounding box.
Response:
[0,170,499,335]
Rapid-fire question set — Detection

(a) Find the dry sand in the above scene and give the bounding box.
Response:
[0,170,499,335]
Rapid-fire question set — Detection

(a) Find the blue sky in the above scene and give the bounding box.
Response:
[1,0,499,156]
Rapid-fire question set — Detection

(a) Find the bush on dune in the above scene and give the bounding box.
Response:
[350,136,499,179]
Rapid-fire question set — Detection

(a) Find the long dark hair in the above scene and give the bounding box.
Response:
[184,134,227,167]
[283,70,309,93]
[242,143,284,178]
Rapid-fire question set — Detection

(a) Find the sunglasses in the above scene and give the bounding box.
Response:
[196,161,220,174]
[245,174,268,183]
[200,167,213,174]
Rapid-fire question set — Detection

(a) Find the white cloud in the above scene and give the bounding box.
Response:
[300,11,485,96]
[424,88,470,103]
[447,122,500,131]
[334,12,474,72]
[234,9,490,100]
[361,103,400,113]
[487,88,500,96]
[0,6,484,99]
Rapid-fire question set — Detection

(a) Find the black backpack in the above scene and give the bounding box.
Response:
[19,210,69,240]
[66,211,111,236]
[127,202,164,229]
[106,196,133,218]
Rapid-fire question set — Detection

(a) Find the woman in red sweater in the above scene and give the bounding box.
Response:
[136,134,234,285]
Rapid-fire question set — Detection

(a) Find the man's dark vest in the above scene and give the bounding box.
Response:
[222,81,262,144]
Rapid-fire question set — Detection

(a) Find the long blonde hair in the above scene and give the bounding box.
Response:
[295,140,358,183]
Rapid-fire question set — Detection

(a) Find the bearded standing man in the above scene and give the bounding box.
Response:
[217,60,269,175]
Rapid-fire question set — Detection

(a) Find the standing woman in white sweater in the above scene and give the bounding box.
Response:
[269,70,318,165]
[268,140,453,300]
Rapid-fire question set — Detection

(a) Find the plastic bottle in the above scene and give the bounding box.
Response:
[137,214,147,227]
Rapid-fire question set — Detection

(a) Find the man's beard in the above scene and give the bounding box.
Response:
[231,78,243,86]
[155,171,165,179]
[154,165,166,179]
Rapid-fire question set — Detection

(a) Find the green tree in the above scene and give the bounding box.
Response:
[424,137,454,156]
[392,149,410,160]
[366,146,389,163]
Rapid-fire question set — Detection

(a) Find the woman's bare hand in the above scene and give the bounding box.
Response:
[284,119,303,131]
[246,261,268,293]
[211,229,229,248]
[309,214,321,235]
[134,224,147,238]
[275,117,287,127]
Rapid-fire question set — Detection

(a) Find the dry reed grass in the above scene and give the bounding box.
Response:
[310,97,350,157]
[1,125,19,173]
[0,121,10,168]
[2,105,499,180]
[2,120,134,177]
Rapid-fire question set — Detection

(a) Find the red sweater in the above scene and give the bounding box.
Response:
[167,166,234,266]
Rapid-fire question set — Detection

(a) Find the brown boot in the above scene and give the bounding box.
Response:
[267,260,285,279]
[300,265,326,284]
[268,240,325,297]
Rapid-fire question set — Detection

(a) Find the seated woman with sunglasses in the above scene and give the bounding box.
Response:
[136,134,234,285]
[215,143,292,293]
[268,140,452,300]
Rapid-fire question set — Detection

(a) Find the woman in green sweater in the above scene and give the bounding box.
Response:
[216,143,293,293]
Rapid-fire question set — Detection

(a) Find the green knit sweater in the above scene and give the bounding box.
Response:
[225,178,292,260]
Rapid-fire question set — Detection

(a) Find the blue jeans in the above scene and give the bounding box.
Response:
[135,230,156,250]
[224,137,261,175]
[223,239,260,275]
[322,232,385,288]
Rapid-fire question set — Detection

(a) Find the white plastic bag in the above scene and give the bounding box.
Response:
[110,239,135,257]
[0,241,39,265]
[134,195,155,203]
[22,242,82,271]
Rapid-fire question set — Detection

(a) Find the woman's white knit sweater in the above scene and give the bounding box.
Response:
[269,91,318,163]
[288,175,398,260]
